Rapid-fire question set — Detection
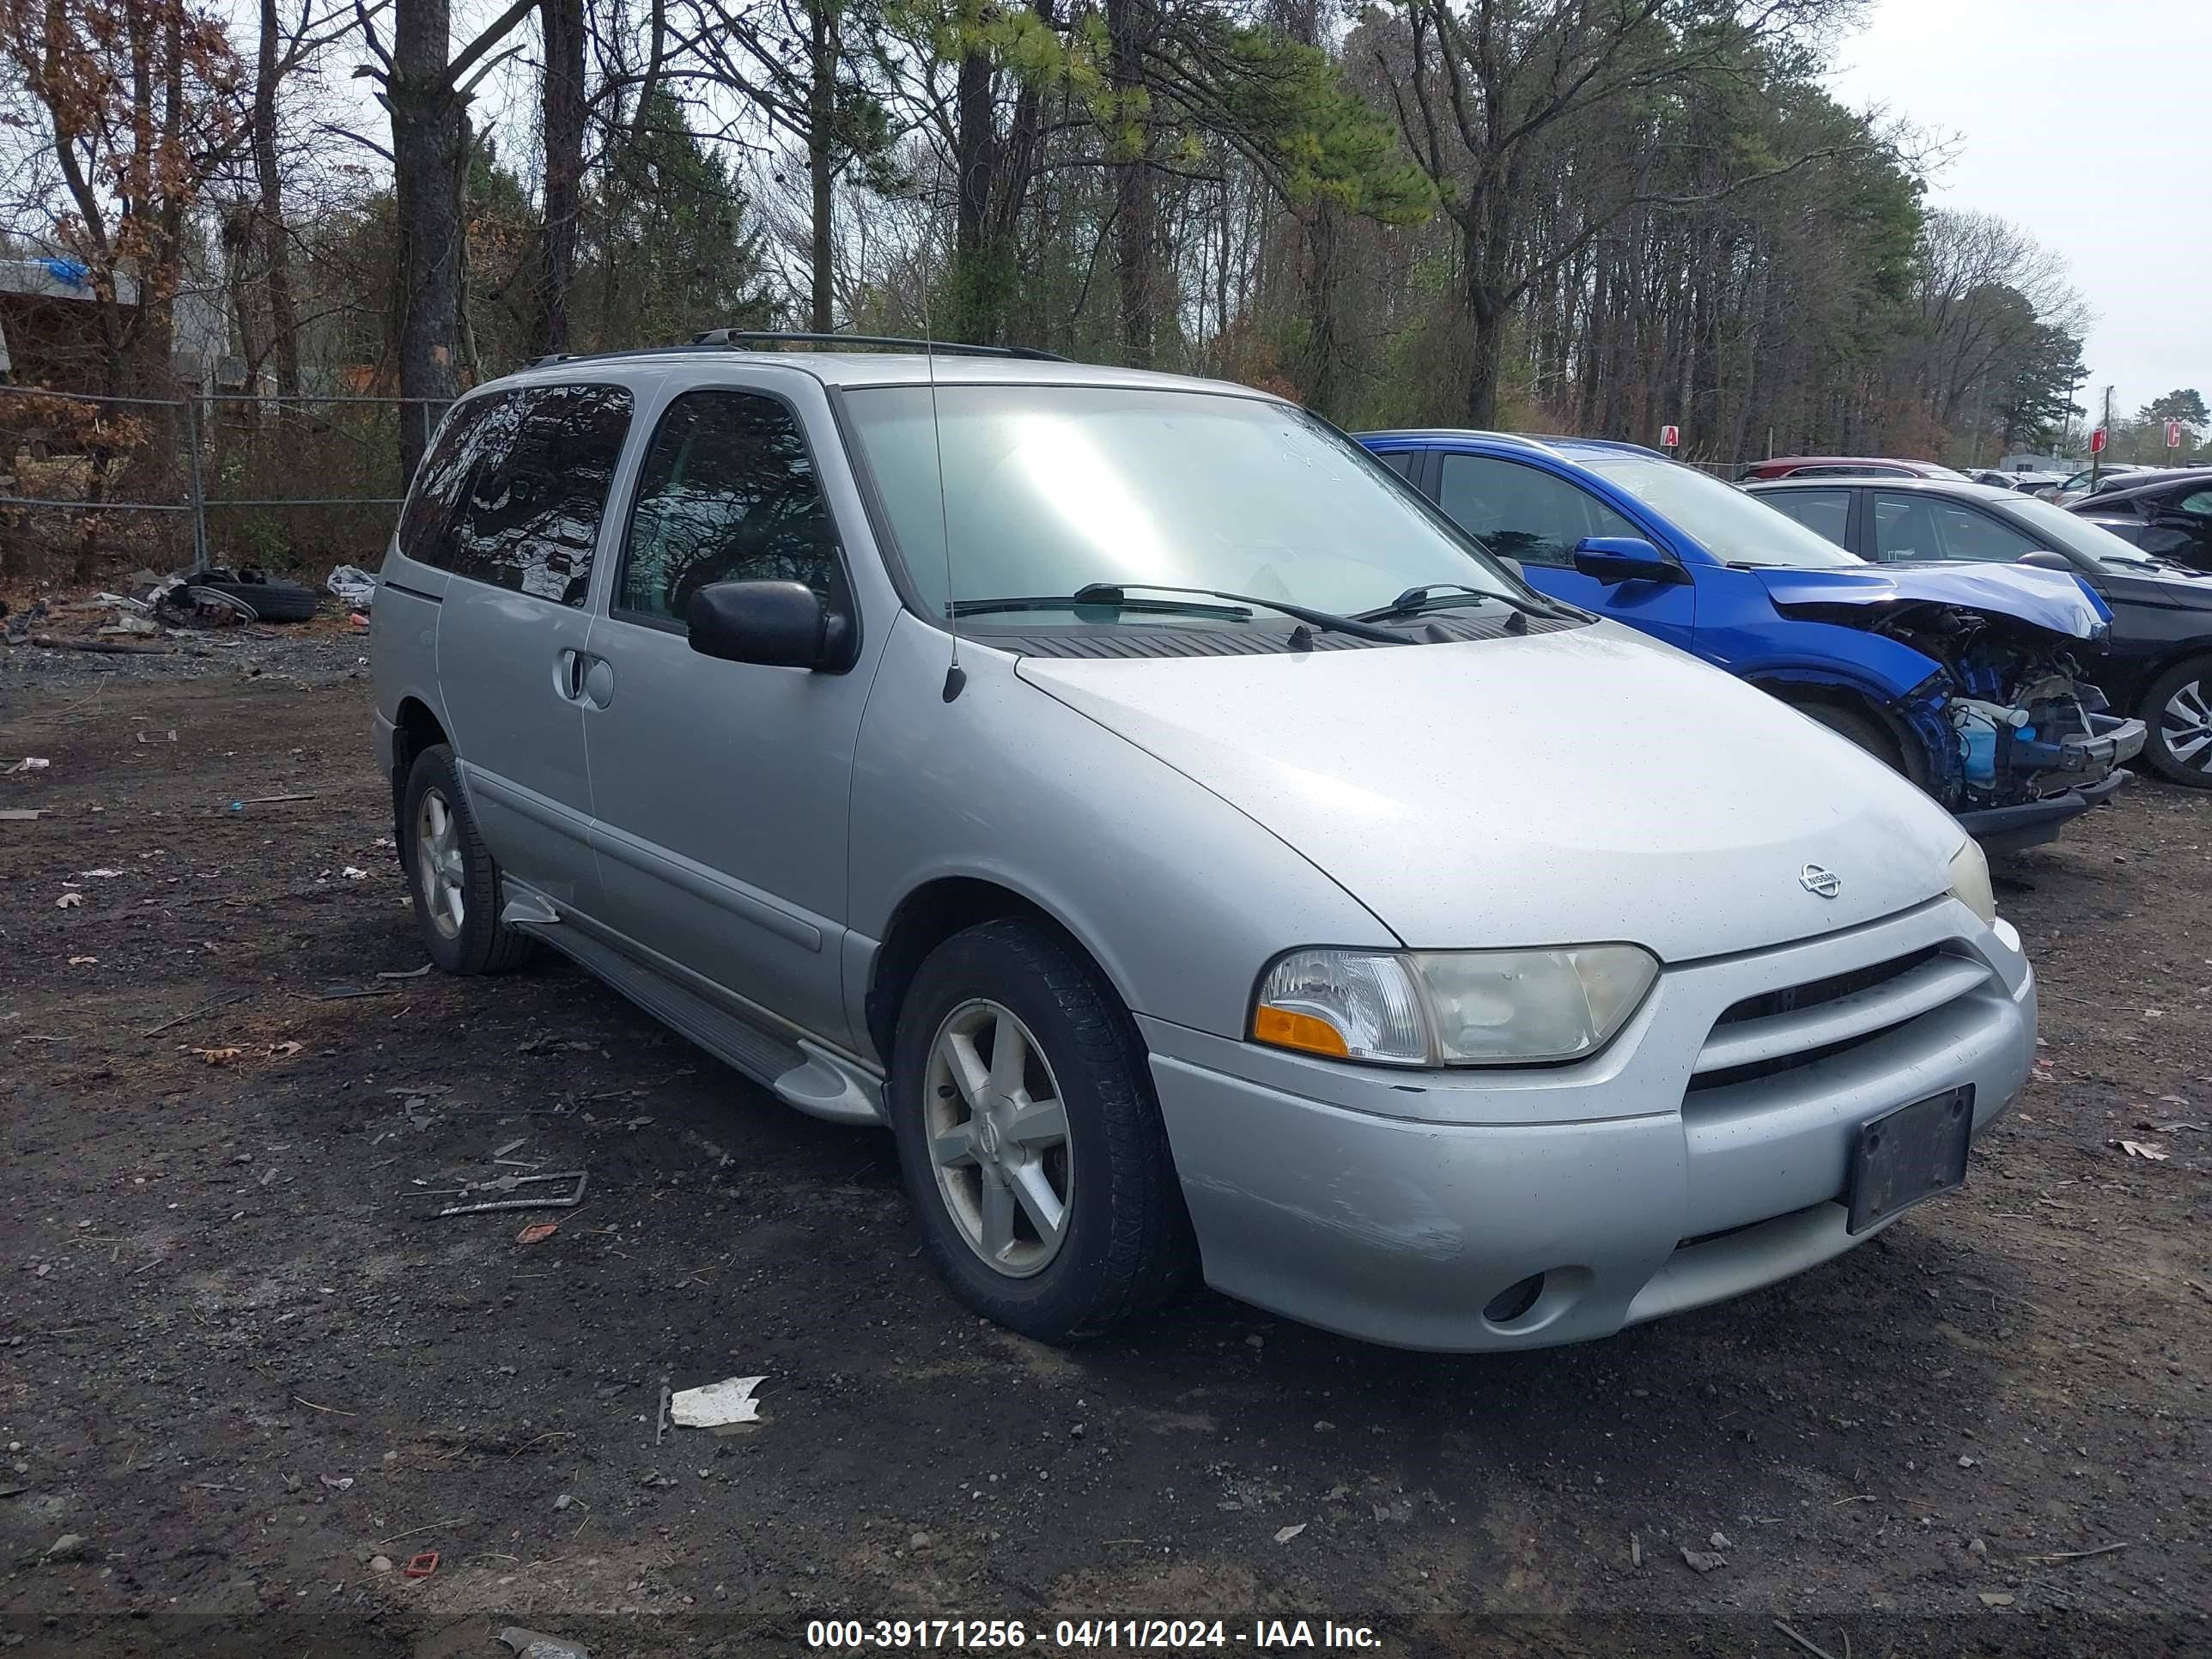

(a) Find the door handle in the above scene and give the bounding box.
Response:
[556,648,586,702]
[579,655,616,711]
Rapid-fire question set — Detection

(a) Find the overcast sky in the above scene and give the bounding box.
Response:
[1825,0,2212,428]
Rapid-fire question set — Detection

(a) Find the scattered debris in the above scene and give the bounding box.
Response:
[1680,1547,1727,1574]
[1273,1522,1307,1545]
[368,1555,393,1575]
[655,1378,672,1446]
[78,868,124,878]
[40,1534,92,1562]
[1629,1533,1641,1569]
[376,964,433,981]
[228,793,316,810]
[340,866,369,880]
[0,810,43,822]
[498,1629,590,1659]
[515,1222,559,1245]
[433,1170,588,1217]
[1771,1620,1844,1659]
[669,1375,766,1433]
[2021,1540,2130,1564]
[493,1136,528,1158]
[139,993,248,1039]
[66,956,97,966]
[5,757,52,774]
[2149,1121,2208,1134]
[1978,1592,2014,1607]
[31,633,170,656]
[188,1048,243,1066]
[401,1551,439,1579]
[55,892,81,908]
[317,984,397,1001]
[1709,1529,1733,1550]
[319,1475,354,1492]
[328,566,378,610]
[2117,1139,2171,1161]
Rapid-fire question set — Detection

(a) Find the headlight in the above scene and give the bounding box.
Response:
[1253,944,1659,1067]
[1948,839,1996,926]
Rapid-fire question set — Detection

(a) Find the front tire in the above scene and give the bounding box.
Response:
[889,919,1194,1343]
[401,744,534,975]
[2141,656,2212,787]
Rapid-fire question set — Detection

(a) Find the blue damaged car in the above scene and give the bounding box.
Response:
[1361,431,2146,853]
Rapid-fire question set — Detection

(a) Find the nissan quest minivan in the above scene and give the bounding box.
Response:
[369,337,2036,1352]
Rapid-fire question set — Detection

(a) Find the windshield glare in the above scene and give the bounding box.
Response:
[2003,493,2182,573]
[1582,457,1863,568]
[842,386,1521,622]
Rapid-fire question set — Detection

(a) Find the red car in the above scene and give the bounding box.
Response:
[1738,455,1972,483]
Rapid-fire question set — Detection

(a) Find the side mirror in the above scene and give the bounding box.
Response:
[2018,550,2074,572]
[1571,536,1684,586]
[686,579,855,671]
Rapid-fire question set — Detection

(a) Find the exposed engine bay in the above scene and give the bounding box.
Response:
[1869,601,2129,810]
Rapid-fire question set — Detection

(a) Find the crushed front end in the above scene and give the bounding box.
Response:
[1864,603,2142,854]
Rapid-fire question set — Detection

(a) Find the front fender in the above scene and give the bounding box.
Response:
[843,614,1398,1047]
[1696,614,1945,702]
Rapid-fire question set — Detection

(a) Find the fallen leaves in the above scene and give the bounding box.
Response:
[190,1048,244,1066]
[2117,1139,2171,1161]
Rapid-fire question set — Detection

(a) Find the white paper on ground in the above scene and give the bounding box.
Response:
[669,1375,767,1429]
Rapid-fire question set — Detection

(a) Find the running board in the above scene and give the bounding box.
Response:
[506,905,884,1127]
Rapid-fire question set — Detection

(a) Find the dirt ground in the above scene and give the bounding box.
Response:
[1,631,2207,1659]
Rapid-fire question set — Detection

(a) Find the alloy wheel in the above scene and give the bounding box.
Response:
[2164,678,2212,774]
[923,999,1074,1278]
[414,787,466,939]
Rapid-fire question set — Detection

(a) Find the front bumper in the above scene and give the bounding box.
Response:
[1141,901,2034,1352]
[1956,713,2142,856]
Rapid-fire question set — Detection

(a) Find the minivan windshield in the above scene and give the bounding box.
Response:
[842,385,1523,622]
[1582,455,1864,568]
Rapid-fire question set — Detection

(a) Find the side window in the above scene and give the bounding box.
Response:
[396,391,515,572]
[617,391,846,623]
[1870,492,2039,562]
[1760,487,1851,549]
[1437,453,1640,565]
[2176,490,2212,517]
[1372,450,1416,480]
[450,383,633,606]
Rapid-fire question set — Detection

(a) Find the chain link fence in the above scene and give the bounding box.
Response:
[0,385,450,587]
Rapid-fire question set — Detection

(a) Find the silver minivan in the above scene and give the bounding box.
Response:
[370,338,2036,1351]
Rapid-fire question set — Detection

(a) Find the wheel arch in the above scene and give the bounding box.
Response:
[1751,672,1941,793]
[390,696,451,836]
[865,876,1131,1069]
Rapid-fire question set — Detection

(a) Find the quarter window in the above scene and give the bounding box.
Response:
[617,391,846,623]
[2179,490,2212,516]
[399,384,632,606]
[1759,487,1851,549]
[1869,493,2040,562]
[1436,454,1641,565]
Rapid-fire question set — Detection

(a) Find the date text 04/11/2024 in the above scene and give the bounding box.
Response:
[805,1619,1384,1650]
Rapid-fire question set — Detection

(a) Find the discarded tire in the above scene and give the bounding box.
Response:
[191,578,318,623]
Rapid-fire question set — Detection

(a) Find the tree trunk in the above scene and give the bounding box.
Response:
[949,47,999,343]
[253,0,301,398]
[390,0,466,478]
[806,0,835,333]
[1103,0,1154,367]
[1301,204,1342,416]
[531,0,586,356]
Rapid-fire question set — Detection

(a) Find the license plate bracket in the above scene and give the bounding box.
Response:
[1847,1085,1974,1234]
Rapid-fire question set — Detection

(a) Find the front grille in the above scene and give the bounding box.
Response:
[1711,947,1937,1029]
[1688,945,1990,1096]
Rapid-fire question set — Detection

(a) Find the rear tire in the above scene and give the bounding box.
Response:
[2141,655,2212,788]
[400,744,534,975]
[889,918,1194,1343]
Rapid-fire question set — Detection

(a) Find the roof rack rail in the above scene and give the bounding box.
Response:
[691,329,1068,362]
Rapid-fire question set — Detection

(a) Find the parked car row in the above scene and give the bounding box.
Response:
[372,340,2039,1361]
[1364,431,2145,849]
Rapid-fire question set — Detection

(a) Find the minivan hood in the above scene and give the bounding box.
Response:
[1016,625,1959,963]
[1749,562,2109,638]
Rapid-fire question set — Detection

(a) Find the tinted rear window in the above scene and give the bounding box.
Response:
[397,383,633,606]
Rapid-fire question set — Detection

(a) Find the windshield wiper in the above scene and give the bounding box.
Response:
[1357,582,1555,623]
[950,592,1255,622]
[1071,581,1412,643]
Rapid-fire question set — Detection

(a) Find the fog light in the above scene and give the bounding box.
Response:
[1483,1273,1545,1325]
